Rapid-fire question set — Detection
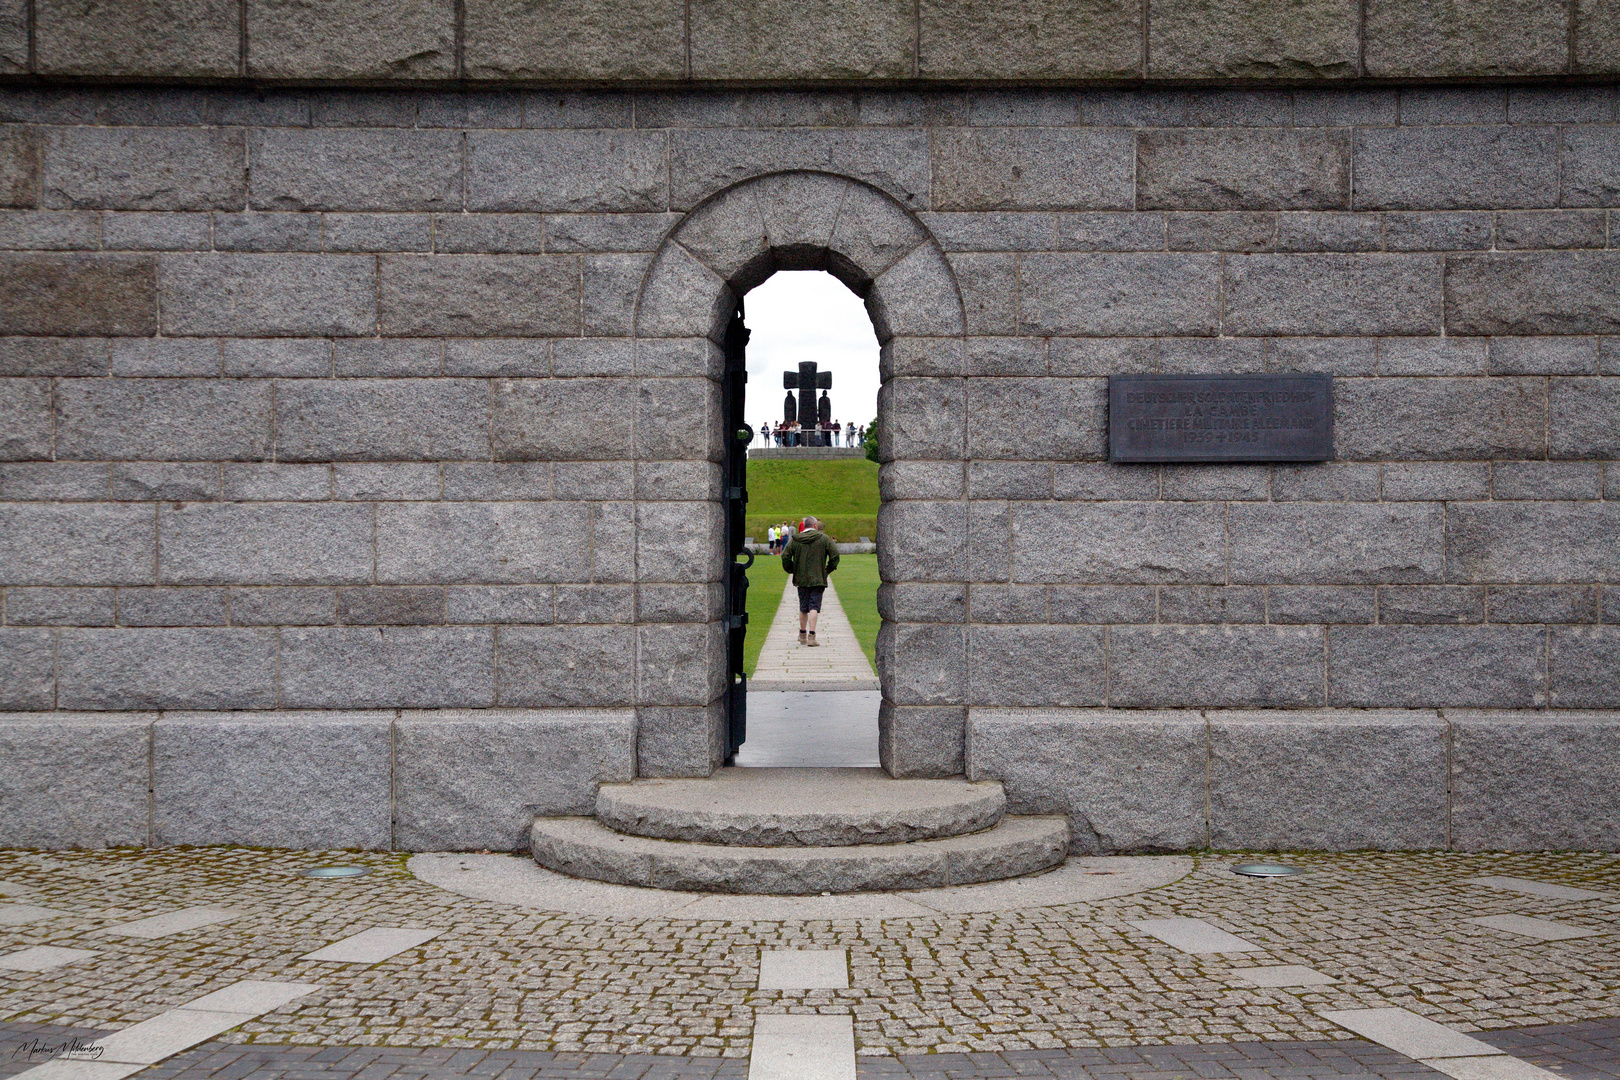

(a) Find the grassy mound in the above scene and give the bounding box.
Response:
[745,457,879,544]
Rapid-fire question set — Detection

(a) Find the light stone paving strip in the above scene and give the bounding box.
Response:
[101,910,239,940]
[1318,1008,1508,1058]
[299,928,442,964]
[757,950,848,990]
[751,580,877,692]
[748,1015,856,1080]
[1126,918,1265,954]
[1466,915,1598,941]
[1463,877,1610,902]
[1229,965,1337,988]
[0,947,99,972]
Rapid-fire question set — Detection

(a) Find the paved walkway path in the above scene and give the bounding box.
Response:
[749,577,877,691]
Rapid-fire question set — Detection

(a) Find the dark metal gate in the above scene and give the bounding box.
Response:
[721,303,751,763]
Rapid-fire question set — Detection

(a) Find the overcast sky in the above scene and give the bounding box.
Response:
[744,271,881,432]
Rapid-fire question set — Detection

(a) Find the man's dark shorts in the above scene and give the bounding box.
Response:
[797,586,825,613]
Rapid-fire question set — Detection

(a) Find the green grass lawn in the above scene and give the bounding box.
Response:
[742,552,879,676]
[746,457,879,544]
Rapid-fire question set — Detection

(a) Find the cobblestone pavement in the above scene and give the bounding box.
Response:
[4,1018,1617,1080]
[0,849,1616,1059]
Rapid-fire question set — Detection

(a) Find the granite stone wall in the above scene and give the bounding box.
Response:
[2,82,1618,849]
[2,0,1617,84]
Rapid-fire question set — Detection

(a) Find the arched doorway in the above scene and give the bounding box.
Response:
[632,171,965,780]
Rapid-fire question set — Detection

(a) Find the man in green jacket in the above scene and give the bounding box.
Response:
[782,515,840,647]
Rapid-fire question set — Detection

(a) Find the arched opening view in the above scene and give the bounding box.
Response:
[731,271,882,768]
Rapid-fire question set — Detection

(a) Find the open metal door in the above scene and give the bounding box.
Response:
[721,303,751,763]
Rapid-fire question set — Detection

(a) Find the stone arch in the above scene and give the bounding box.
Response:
[633,171,965,344]
[630,171,968,781]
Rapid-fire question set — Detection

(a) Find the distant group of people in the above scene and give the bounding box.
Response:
[758,420,863,448]
[765,521,798,554]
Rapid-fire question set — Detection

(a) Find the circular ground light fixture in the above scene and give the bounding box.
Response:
[1231,863,1307,878]
[301,866,370,879]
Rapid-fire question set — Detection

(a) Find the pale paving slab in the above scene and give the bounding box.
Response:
[1128,917,1265,954]
[1229,964,1337,987]
[751,578,877,691]
[102,908,239,939]
[1467,914,1598,941]
[1420,1056,1563,1080]
[177,982,321,1013]
[758,949,849,990]
[0,946,99,972]
[1463,876,1610,902]
[1319,1008,1505,1059]
[301,927,443,963]
[11,1062,145,1080]
[76,1009,261,1064]
[748,1014,855,1080]
[0,905,66,926]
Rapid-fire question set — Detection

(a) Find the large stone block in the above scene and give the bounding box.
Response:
[636,703,725,778]
[159,254,375,336]
[1020,253,1220,337]
[1223,254,1441,336]
[158,503,373,586]
[1109,626,1325,708]
[690,0,911,79]
[54,378,271,461]
[1364,0,1568,77]
[1328,626,1547,708]
[1549,628,1620,708]
[1354,127,1559,211]
[0,254,156,336]
[931,129,1133,211]
[44,128,244,211]
[1446,502,1620,584]
[1229,503,1444,584]
[967,709,1206,853]
[153,711,393,848]
[249,130,460,212]
[637,624,724,707]
[0,504,155,586]
[1011,502,1225,584]
[1577,0,1620,73]
[497,625,636,707]
[275,378,491,461]
[870,245,965,338]
[877,622,966,705]
[634,243,735,340]
[1335,377,1545,460]
[634,377,720,462]
[1208,710,1447,850]
[467,131,667,213]
[965,378,1106,461]
[1445,253,1620,335]
[281,626,495,708]
[377,503,593,585]
[968,625,1106,707]
[0,3,23,75]
[463,0,684,80]
[918,0,1140,79]
[380,255,579,336]
[247,0,453,78]
[0,378,51,460]
[396,709,636,849]
[37,0,239,77]
[0,338,108,377]
[0,627,54,709]
[1549,377,1620,459]
[490,378,634,460]
[878,377,965,461]
[1149,0,1358,79]
[1137,130,1350,211]
[637,501,725,583]
[879,701,966,778]
[877,500,966,584]
[0,712,153,846]
[58,627,277,709]
[667,129,930,212]
[1450,710,1620,851]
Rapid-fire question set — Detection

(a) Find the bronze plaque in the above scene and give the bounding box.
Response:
[1109,374,1333,463]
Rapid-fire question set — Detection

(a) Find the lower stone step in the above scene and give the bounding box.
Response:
[530,814,1070,895]
[595,767,1008,846]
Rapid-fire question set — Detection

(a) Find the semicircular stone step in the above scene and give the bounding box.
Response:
[594,767,1008,846]
[530,814,1069,895]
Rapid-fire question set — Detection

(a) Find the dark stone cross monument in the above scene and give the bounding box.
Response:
[783,360,833,446]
